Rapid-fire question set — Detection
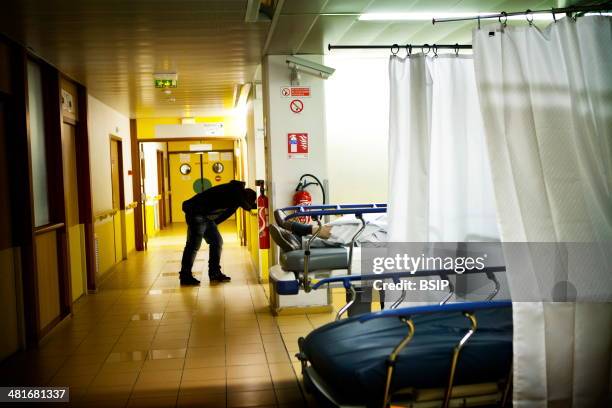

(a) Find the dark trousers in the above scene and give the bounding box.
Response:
[180,214,223,277]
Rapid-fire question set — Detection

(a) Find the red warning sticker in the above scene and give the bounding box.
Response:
[280,86,311,98]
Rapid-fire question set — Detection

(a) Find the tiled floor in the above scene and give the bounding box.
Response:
[0,221,335,407]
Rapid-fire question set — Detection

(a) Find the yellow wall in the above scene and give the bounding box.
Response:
[94,218,115,277]
[247,209,269,283]
[136,116,245,140]
[125,210,135,254]
[68,224,85,301]
[145,202,159,238]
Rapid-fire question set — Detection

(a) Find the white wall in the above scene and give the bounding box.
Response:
[324,54,389,204]
[142,142,166,197]
[262,55,328,210]
[87,95,132,213]
[246,83,266,187]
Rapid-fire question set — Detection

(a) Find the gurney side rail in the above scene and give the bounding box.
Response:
[357,300,512,322]
[278,203,387,292]
[359,300,511,408]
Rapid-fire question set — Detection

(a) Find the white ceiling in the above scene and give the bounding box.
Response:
[1,0,271,118]
[2,0,565,118]
[267,0,559,54]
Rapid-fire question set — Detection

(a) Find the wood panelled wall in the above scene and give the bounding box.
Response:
[0,34,95,350]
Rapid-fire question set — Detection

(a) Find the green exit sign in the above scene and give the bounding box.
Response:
[154,79,177,88]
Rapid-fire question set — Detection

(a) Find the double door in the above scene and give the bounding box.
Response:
[169,151,234,223]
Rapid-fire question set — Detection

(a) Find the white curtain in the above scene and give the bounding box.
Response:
[387,54,501,306]
[387,54,499,243]
[473,16,612,407]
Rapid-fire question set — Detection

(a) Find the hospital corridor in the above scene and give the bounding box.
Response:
[0,221,319,407]
[0,1,611,408]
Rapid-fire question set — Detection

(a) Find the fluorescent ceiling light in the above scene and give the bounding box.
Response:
[359,12,556,21]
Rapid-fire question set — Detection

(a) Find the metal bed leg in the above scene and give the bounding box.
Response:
[382,318,415,408]
[336,285,356,321]
[390,286,407,309]
[347,214,367,276]
[442,312,478,408]
[295,337,308,373]
[302,217,322,293]
[485,271,501,301]
[438,273,455,305]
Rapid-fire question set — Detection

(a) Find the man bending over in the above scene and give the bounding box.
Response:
[179,180,256,285]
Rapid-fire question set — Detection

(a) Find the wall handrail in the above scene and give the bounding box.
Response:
[34,222,65,235]
[94,208,118,222]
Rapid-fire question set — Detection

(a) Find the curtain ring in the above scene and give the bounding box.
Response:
[423,44,430,55]
[552,9,557,23]
[454,43,459,56]
[406,44,412,57]
[526,9,534,26]
[499,11,507,27]
[391,44,399,56]
[432,44,438,58]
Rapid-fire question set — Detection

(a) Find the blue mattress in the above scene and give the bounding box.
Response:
[301,306,513,406]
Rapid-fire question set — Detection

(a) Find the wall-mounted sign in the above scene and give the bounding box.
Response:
[189,144,212,152]
[288,133,308,159]
[155,123,225,138]
[61,90,74,113]
[289,99,304,113]
[202,122,224,137]
[154,79,178,88]
[280,86,311,98]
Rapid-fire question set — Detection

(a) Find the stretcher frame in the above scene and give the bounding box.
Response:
[278,204,387,293]
[296,269,512,408]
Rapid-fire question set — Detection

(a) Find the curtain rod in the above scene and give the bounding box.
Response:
[432,2,612,24]
[328,44,472,51]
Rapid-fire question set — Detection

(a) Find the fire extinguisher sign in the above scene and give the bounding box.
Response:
[287,133,308,159]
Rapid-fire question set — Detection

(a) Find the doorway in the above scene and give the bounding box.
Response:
[156,150,167,229]
[61,122,86,301]
[0,97,21,359]
[168,149,235,223]
[110,137,126,263]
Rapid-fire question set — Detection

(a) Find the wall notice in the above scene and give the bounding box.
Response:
[280,86,311,98]
[288,133,309,159]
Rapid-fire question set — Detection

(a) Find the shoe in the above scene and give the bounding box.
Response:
[209,272,231,283]
[180,275,201,286]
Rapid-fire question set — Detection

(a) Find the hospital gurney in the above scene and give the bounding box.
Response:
[296,269,512,408]
[269,204,387,316]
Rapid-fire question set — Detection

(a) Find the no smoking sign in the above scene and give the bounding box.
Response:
[289,99,304,114]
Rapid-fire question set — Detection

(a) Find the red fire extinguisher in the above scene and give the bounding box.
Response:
[256,180,270,249]
[293,174,325,224]
[292,187,312,224]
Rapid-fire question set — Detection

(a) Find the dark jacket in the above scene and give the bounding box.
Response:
[182,180,253,224]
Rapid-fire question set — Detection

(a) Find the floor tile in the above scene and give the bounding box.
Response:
[227,389,276,407]
[1,222,314,407]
